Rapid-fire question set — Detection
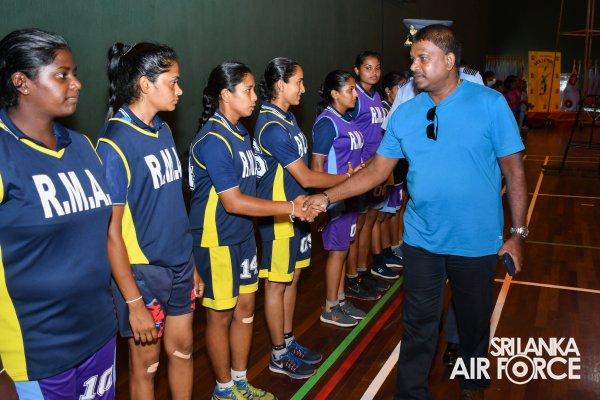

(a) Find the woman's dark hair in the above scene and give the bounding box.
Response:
[354,50,381,69]
[414,24,462,67]
[106,42,177,119]
[258,57,300,101]
[199,62,252,129]
[317,70,354,115]
[382,71,408,91]
[0,28,69,108]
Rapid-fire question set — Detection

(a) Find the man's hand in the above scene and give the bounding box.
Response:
[498,235,524,274]
[302,193,329,212]
[293,195,325,221]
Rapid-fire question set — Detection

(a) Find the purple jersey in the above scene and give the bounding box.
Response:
[351,84,385,161]
[312,106,364,175]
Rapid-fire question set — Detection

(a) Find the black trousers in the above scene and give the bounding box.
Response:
[394,244,497,400]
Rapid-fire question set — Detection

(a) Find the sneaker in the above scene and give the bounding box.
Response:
[345,277,381,300]
[383,251,403,269]
[287,339,322,364]
[371,263,399,280]
[269,351,316,379]
[234,379,277,399]
[320,305,358,327]
[340,300,366,320]
[391,246,403,259]
[359,272,390,292]
[212,385,247,400]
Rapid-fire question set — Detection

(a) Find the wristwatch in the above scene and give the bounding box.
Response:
[510,226,529,238]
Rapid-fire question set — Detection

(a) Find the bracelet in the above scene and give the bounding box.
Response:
[289,200,295,222]
[0,367,5,375]
[346,172,351,177]
[322,192,331,208]
[125,295,143,304]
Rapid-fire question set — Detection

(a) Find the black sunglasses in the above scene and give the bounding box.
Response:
[426,106,438,141]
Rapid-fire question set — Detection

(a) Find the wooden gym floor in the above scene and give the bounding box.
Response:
[115,122,600,399]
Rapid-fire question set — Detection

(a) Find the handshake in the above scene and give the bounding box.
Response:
[290,194,328,223]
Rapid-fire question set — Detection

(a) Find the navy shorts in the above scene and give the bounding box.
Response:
[15,337,116,400]
[193,236,258,310]
[260,221,312,282]
[112,256,195,338]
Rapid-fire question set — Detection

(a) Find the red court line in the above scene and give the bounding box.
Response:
[313,292,404,400]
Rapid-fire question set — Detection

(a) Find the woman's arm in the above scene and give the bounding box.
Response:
[107,206,158,344]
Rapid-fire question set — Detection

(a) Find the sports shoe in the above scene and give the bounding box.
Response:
[345,277,381,300]
[269,351,316,379]
[212,385,247,400]
[383,250,403,269]
[234,379,277,399]
[287,339,322,364]
[320,305,358,327]
[359,271,390,292]
[391,246,403,259]
[340,300,366,319]
[371,263,399,280]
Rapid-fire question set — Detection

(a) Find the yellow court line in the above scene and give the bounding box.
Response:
[495,279,600,295]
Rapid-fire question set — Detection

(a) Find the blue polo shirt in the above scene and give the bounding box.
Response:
[378,81,524,256]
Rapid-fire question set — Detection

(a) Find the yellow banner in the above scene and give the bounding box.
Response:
[528,51,561,112]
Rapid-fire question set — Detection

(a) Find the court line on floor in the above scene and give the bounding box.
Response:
[533,193,600,200]
[489,155,548,341]
[291,277,404,400]
[495,278,600,294]
[360,341,401,400]
[526,240,600,251]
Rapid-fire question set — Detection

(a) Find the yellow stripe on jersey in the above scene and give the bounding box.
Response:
[19,138,66,159]
[97,138,131,186]
[109,118,159,138]
[0,173,4,204]
[272,164,294,238]
[0,246,28,380]
[257,120,286,156]
[83,134,102,163]
[260,109,295,126]
[202,246,237,310]
[201,187,220,247]
[121,204,149,264]
[209,117,245,141]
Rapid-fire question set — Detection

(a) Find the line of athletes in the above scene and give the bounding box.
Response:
[0,28,415,400]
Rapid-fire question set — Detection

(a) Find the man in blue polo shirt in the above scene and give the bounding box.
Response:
[303,24,527,400]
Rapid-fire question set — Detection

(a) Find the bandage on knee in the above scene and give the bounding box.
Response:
[173,350,191,359]
[147,362,159,373]
[241,315,254,324]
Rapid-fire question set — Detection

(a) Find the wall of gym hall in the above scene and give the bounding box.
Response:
[0,0,493,150]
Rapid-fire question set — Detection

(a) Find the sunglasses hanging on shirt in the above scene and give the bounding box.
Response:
[426,106,438,141]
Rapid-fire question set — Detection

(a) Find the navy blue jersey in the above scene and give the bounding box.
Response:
[97,105,192,267]
[189,111,256,247]
[0,109,116,381]
[254,102,308,240]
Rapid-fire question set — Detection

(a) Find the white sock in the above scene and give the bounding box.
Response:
[217,380,234,391]
[231,369,247,382]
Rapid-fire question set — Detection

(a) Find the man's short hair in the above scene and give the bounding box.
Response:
[414,24,462,67]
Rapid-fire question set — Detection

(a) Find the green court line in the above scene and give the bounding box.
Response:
[527,240,600,251]
[291,276,404,400]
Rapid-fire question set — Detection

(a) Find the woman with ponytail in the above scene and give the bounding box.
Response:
[188,62,319,399]
[253,58,352,380]
[0,29,116,399]
[311,70,366,328]
[97,42,200,400]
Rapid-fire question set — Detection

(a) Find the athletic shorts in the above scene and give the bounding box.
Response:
[193,236,258,310]
[112,256,195,338]
[322,211,358,251]
[260,221,312,282]
[380,183,404,213]
[15,337,116,400]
